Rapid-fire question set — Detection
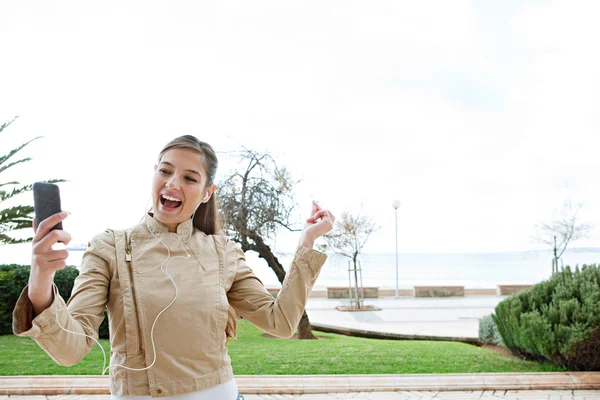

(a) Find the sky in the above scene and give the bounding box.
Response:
[1,0,600,256]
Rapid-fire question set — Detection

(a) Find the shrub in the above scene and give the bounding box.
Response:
[0,264,31,335]
[493,264,600,370]
[478,314,504,346]
[0,264,109,339]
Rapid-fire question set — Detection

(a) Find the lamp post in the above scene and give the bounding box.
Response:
[392,200,401,298]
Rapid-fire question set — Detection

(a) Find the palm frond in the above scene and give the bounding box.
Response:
[0,232,33,245]
[0,181,19,187]
[0,179,66,202]
[0,157,32,175]
[0,184,33,202]
[0,205,34,220]
[0,117,19,134]
[0,136,42,168]
[0,117,65,246]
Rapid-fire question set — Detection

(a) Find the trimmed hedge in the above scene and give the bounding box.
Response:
[493,264,600,370]
[0,264,109,339]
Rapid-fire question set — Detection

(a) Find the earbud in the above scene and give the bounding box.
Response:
[201,193,210,203]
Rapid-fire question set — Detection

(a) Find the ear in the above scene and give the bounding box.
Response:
[203,184,217,202]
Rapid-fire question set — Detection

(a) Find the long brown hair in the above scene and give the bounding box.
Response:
[157,135,238,343]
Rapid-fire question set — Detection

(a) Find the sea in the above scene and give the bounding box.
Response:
[260,248,600,289]
[2,243,599,289]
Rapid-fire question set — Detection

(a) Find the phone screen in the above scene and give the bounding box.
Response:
[33,182,63,231]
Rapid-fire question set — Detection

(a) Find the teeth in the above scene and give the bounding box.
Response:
[162,194,182,202]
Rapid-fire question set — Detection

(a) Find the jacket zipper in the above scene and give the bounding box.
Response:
[125,230,144,356]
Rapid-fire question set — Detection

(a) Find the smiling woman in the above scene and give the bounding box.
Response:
[12,134,335,400]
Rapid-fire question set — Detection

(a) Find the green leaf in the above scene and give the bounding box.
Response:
[0,157,33,175]
[0,136,42,168]
[0,116,19,134]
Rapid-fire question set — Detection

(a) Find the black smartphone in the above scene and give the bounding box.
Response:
[33,182,63,232]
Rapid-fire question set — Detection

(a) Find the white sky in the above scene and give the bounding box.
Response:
[1,0,600,254]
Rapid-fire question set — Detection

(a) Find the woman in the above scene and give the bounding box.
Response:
[13,135,334,399]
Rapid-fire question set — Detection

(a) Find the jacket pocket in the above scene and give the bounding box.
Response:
[109,351,128,383]
[109,351,150,395]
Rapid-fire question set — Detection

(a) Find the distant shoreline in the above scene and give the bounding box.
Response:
[2,244,598,291]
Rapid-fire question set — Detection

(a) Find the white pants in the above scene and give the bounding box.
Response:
[109,379,239,400]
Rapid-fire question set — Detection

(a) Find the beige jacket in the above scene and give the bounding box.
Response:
[12,214,327,397]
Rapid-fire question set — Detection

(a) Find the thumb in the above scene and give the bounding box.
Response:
[310,200,318,215]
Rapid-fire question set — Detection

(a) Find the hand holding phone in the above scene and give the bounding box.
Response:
[29,183,71,315]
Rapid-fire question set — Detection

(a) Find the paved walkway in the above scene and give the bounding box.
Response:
[4,374,599,399]
[3,391,600,399]
[305,296,504,339]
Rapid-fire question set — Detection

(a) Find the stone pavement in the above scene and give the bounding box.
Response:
[3,391,600,399]
[305,295,504,339]
[3,374,599,399]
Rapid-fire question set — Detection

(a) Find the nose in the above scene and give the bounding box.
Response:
[165,175,181,191]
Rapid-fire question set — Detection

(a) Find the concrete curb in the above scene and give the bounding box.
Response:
[1,373,599,395]
[311,322,483,345]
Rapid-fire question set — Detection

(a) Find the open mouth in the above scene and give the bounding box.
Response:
[160,194,182,209]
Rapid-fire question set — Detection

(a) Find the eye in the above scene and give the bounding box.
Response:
[185,176,198,183]
[159,168,171,175]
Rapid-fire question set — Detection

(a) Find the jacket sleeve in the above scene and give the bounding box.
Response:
[225,239,327,339]
[12,231,115,366]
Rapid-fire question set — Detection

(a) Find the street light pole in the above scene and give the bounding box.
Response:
[392,200,401,298]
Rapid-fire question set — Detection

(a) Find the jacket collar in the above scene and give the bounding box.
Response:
[143,213,194,237]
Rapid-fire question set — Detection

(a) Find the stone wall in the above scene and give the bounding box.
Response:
[496,284,533,295]
[413,286,465,297]
[327,286,379,299]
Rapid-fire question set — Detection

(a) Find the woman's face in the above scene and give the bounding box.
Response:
[151,147,214,232]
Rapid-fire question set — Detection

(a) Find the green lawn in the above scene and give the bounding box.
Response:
[0,319,564,375]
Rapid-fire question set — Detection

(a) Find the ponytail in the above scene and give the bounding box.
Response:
[192,192,222,235]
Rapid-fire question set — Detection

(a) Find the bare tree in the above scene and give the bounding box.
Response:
[321,211,379,309]
[217,148,320,339]
[533,201,592,274]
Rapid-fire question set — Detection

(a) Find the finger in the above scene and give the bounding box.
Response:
[45,259,67,271]
[326,212,335,228]
[35,230,72,251]
[34,212,68,244]
[46,249,69,263]
[311,210,330,221]
[313,200,323,212]
[310,200,318,215]
[315,210,325,220]
[31,253,68,273]
[32,217,38,234]
[311,211,334,228]
[326,210,335,223]
[310,209,333,221]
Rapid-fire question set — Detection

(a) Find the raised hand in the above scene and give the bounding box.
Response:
[29,212,71,316]
[300,200,335,248]
[32,212,72,274]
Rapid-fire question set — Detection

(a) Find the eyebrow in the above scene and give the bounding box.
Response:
[160,161,202,177]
